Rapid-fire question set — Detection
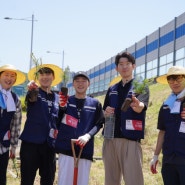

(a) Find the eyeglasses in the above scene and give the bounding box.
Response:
[167,75,185,84]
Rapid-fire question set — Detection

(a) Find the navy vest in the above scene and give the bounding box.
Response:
[160,102,185,156]
[55,96,98,160]
[109,83,146,140]
[19,88,59,144]
[0,92,18,147]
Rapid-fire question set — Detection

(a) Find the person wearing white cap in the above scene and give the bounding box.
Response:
[19,64,62,185]
[0,64,26,185]
[150,66,185,185]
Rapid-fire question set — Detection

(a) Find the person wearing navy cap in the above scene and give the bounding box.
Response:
[72,71,90,81]
[55,71,104,185]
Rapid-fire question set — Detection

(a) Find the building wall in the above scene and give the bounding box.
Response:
[67,12,185,96]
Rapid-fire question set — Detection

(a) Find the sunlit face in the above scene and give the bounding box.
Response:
[38,73,54,89]
[116,57,135,80]
[73,76,90,95]
[0,71,17,90]
[167,75,185,94]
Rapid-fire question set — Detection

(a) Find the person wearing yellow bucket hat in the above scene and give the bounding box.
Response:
[150,66,185,185]
[19,64,62,185]
[27,63,63,87]
[0,64,26,184]
[156,65,185,84]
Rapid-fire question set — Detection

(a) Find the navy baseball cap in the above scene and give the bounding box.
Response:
[73,71,90,81]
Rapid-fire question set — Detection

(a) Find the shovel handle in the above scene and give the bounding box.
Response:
[71,139,83,167]
[71,139,83,185]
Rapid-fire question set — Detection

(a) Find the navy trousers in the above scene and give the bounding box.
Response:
[162,163,185,185]
[20,141,56,185]
[0,151,9,185]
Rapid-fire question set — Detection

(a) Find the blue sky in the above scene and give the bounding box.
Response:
[0,0,185,73]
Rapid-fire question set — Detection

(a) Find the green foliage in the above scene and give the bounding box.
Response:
[11,158,19,178]
[62,66,70,87]
[31,53,43,81]
[20,96,26,112]
[133,78,153,94]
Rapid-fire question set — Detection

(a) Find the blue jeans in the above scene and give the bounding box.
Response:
[162,163,185,185]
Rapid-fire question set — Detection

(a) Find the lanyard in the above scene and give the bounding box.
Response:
[76,98,85,123]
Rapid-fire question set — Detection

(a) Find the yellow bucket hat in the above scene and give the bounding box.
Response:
[156,66,185,84]
[28,64,63,86]
[0,64,26,86]
[109,75,122,86]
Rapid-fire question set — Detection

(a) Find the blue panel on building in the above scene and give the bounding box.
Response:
[176,24,185,39]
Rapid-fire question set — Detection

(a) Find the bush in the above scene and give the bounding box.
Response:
[20,96,26,112]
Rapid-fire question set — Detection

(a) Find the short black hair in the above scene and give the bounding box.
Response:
[115,52,135,66]
[38,67,54,76]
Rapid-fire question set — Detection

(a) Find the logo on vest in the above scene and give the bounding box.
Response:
[62,114,78,128]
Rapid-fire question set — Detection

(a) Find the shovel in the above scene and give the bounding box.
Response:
[71,139,83,185]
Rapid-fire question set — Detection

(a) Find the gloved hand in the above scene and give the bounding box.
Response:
[150,155,158,174]
[59,92,68,107]
[49,128,58,139]
[77,134,91,147]
[9,147,16,159]
[27,80,39,91]
[181,108,185,119]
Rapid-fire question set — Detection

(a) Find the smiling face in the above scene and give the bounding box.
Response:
[38,73,54,90]
[167,75,185,94]
[37,67,55,91]
[116,57,136,82]
[73,76,90,98]
[0,71,17,90]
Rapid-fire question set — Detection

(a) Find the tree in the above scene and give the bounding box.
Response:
[61,66,70,87]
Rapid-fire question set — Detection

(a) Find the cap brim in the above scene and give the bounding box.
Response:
[156,75,168,84]
[28,64,63,86]
[73,74,89,81]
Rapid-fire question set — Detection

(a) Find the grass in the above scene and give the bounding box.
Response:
[7,83,171,185]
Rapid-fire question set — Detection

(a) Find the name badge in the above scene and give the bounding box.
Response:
[62,114,78,128]
[126,120,142,131]
[179,121,185,133]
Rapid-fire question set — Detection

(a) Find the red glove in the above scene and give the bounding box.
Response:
[9,147,16,159]
[150,155,158,174]
[76,134,91,147]
[59,92,68,107]
[49,128,58,139]
[181,109,185,119]
[27,80,39,91]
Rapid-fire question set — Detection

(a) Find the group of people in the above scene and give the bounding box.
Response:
[0,52,185,185]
